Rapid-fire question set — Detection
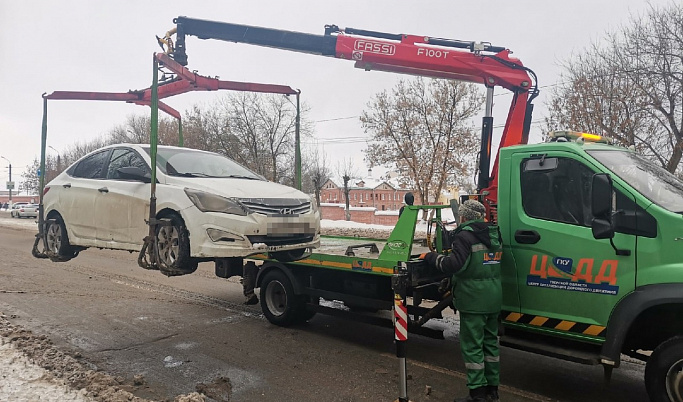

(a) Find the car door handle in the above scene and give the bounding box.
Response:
[515,230,541,244]
[98,187,109,193]
[62,183,71,188]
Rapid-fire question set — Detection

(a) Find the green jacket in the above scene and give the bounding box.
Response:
[425,219,502,313]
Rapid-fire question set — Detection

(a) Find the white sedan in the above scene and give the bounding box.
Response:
[42,144,320,275]
[11,203,38,218]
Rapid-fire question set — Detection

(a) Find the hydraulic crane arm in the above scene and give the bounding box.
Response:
[162,17,539,216]
[168,16,532,93]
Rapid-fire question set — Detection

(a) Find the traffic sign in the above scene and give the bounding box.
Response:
[6,181,14,190]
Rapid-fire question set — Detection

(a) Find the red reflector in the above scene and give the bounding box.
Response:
[43,187,50,196]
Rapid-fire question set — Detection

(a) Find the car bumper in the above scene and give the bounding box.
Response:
[182,206,321,258]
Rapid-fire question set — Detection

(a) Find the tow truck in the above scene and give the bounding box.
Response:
[154,17,683,402]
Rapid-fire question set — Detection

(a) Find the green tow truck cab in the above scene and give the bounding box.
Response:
[496,131,683,401]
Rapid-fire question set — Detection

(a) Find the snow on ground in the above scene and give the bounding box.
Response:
[0,210,38,230]
[0,340,92,402]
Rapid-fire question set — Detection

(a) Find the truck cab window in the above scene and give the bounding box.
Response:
[521,157,593,226]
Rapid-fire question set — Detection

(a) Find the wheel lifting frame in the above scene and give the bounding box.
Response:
[33,52,301,270]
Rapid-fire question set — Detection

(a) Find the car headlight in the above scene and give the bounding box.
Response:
[184,189,248,216]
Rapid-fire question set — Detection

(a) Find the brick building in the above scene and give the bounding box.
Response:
[319,170,414,225]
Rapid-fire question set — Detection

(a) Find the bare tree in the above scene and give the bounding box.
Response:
[336,158,357,221]
[545,2,683,174]
[215,92,311,183]
[362,78,483,207]
[303,147,331,213]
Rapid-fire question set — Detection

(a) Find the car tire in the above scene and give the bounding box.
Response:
[645,336,683,402]
[260,269,306,326]
[155,214,198,276]
[45,215,78,262]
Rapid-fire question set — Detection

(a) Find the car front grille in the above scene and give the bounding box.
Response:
[239,198,311,216]
[247,235,315,246]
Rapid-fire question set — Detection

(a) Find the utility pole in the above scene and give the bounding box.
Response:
[1,156,12,207]
[284,90,302,190]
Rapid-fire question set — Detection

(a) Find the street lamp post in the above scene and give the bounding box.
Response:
[48,146,61,175]
[1,156,12,207]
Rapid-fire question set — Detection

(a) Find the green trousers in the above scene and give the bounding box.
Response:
[459,312,500,390]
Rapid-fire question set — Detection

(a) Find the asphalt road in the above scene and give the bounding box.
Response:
[0,214,650,402]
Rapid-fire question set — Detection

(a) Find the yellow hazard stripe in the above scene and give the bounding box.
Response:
[502,311,606,338]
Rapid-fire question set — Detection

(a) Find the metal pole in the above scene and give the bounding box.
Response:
[1,156,12,207]
[8,163,11,206]
[392,262,409,402]
[477,86,495,192]
[147,56,159,255]
[295,90,302,190]
[178,118,184,147]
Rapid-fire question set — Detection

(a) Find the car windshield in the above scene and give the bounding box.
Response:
[588,149,683,213]
[141,147,264,180]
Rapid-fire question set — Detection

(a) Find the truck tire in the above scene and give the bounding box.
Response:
[155,214,198,276]
[260,269,305,326]
[645,336,683,402]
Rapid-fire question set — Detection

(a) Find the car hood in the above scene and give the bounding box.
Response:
[163,176,307,200]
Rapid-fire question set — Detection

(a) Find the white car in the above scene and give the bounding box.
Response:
[12,203,38,218]
[43,144,320,274]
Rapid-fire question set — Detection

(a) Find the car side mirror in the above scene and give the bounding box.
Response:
[117,167,152,183]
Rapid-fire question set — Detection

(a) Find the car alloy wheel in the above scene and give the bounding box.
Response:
[46,221,63,252]
[157,225,180,267]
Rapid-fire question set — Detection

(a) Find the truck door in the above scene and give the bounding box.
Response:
[506,151,636,338]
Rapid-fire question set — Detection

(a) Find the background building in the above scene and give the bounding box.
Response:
[319,169,414,225]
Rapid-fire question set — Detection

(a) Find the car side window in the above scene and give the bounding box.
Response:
[106,148,150,180]
[72,150,109,179]
[521,157,594,226]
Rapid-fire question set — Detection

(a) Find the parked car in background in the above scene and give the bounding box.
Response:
[9,202,30,218]
[42,144,320,275]
[12,203,39,218]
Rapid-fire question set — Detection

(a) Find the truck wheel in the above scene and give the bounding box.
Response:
[260,270,305,326]
[645,336,683,402]
[45,215,78,262]
[155,214,198,276]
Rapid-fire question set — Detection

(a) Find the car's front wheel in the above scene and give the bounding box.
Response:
[155,214,198,276]
[45,215,78,262]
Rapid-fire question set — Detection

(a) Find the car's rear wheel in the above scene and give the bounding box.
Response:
[45,215,78,262]
[155,214,197,276]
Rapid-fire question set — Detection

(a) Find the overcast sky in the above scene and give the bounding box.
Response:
[0,0,672,187]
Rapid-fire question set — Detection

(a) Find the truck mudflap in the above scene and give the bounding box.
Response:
[600,283,683,367]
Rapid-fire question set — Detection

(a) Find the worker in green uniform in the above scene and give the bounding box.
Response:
[421,199,502,402]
